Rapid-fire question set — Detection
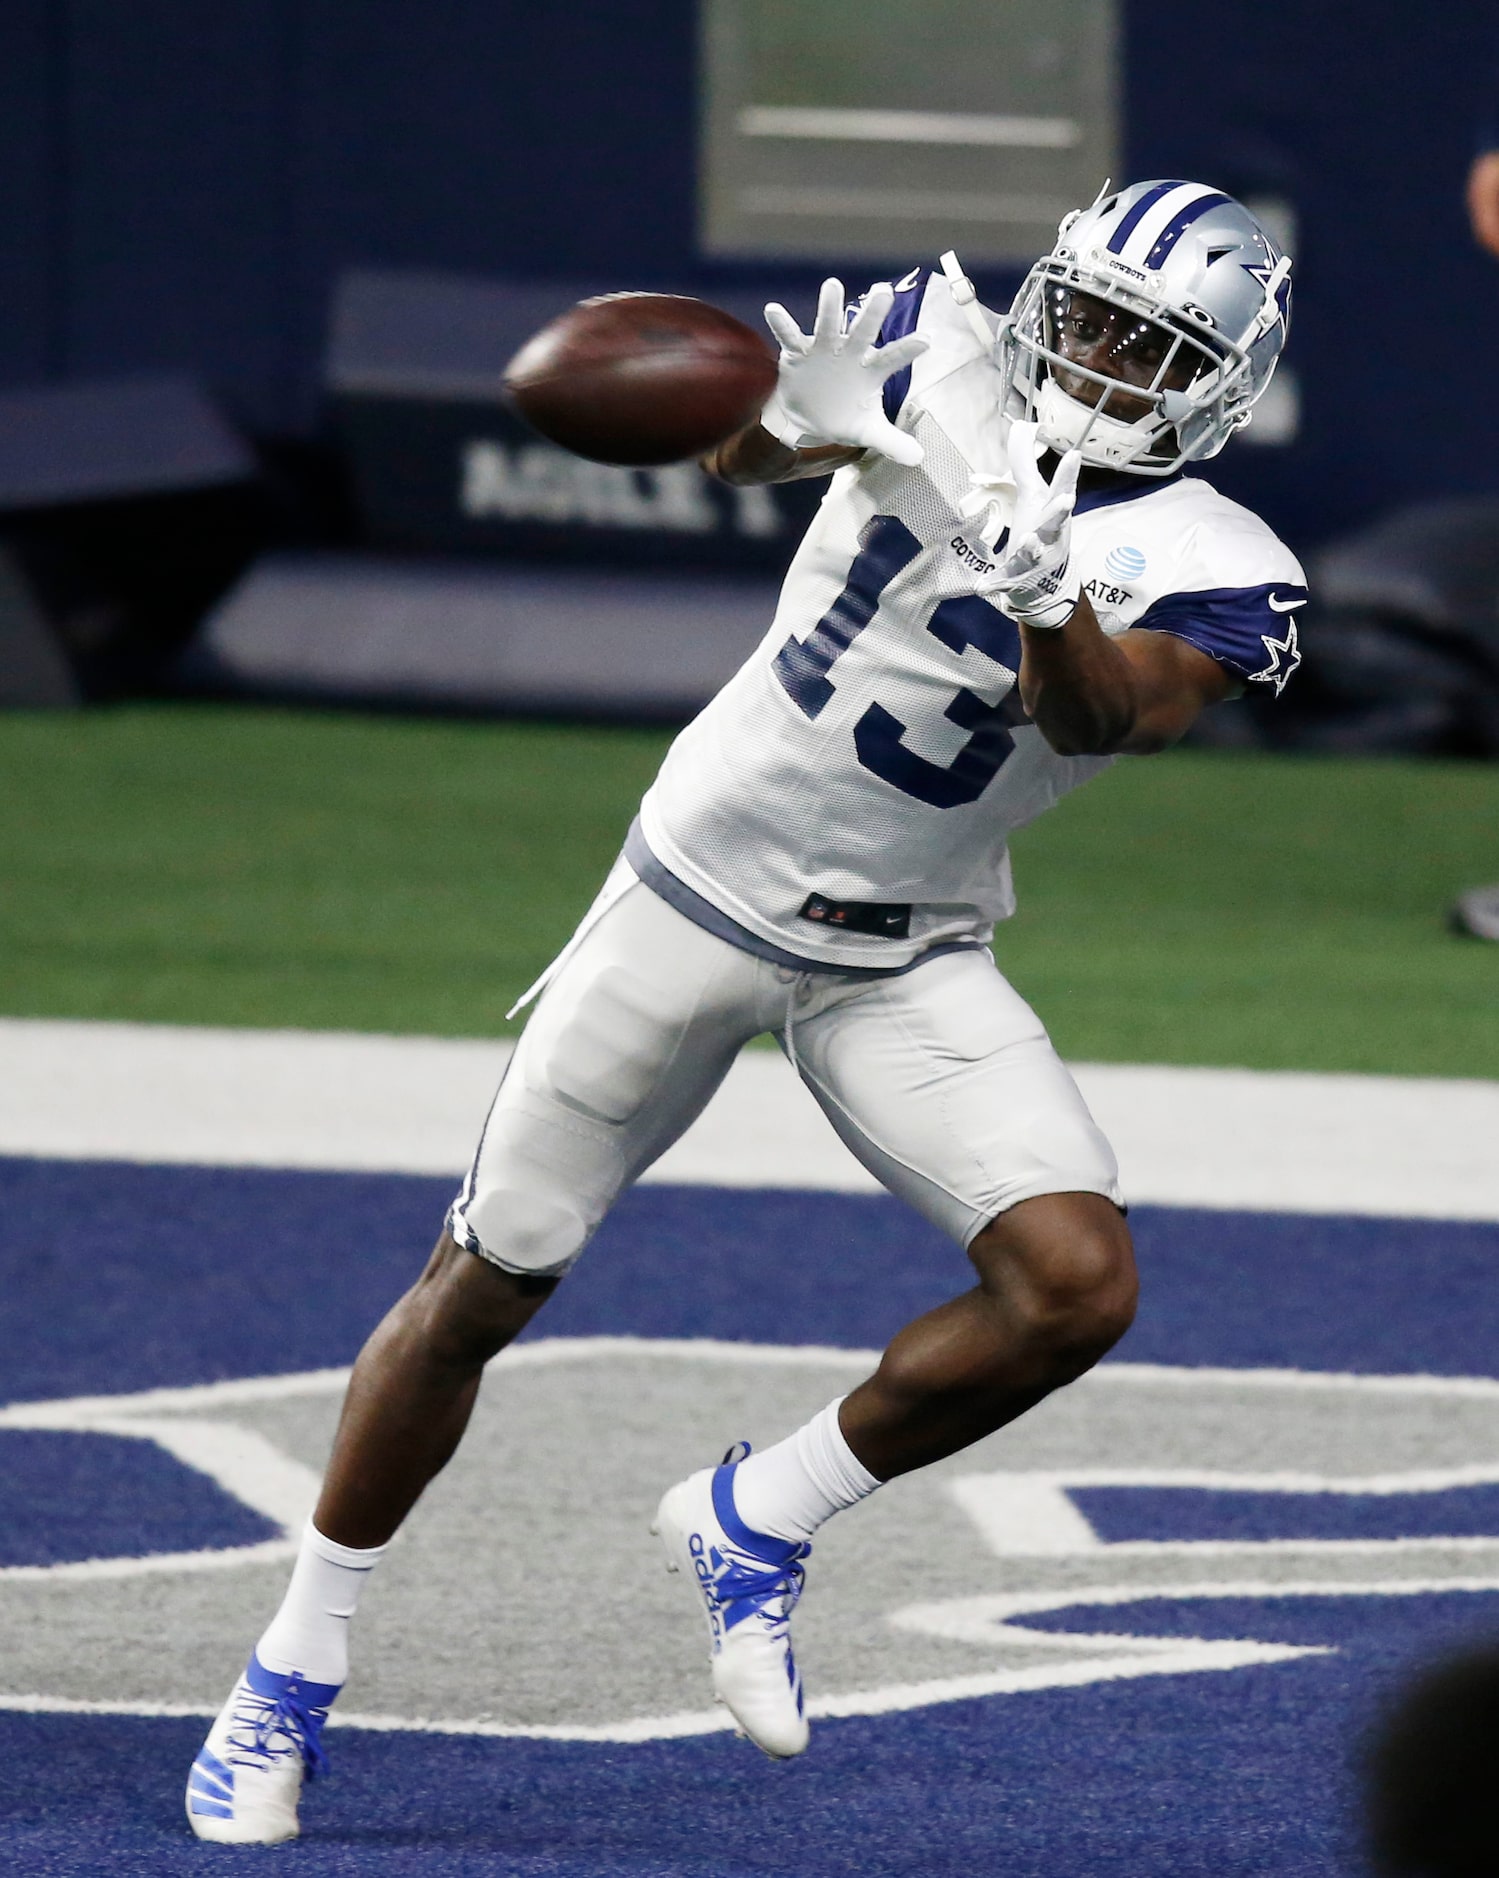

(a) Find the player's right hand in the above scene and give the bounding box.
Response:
[976,421,1083,629]
[760,278,927,467]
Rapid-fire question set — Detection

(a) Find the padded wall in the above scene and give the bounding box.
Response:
[0,0,1495,547]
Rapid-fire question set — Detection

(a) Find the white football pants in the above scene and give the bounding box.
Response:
[448,859,1121,1276]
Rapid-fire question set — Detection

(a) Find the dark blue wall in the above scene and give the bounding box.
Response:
[1128,0,1499,549]
[1,0,1495,550]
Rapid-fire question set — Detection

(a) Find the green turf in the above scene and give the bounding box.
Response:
[993,748,1499,1076]
[0,706,666,1040]
[2,703,1496,1076]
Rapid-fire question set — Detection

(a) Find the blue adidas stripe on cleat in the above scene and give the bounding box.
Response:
[185,1652,340,1844]
[187,1745,236,1819]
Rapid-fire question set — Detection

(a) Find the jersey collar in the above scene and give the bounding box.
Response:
[1074,469,1184,515]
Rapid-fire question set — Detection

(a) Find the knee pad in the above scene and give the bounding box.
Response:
[454,1187,590,1278]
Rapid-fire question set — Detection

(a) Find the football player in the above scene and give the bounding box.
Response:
[187,179,1307,1841]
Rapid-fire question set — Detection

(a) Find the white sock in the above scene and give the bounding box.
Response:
[729,1397,882,1544]
[253,1521,388,1687]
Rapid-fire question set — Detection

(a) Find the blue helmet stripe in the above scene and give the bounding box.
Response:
[1105,180,1185,255]
[1143,192,1233,270]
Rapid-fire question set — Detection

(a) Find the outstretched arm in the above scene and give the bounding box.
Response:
[975,421,1236,754]
[701,425,864,486]
[1018,605,1237,756]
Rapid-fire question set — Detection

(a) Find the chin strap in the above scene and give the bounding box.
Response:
[939,251,999,353]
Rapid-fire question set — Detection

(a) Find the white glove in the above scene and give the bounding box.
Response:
[975,421,1083,629]
[761,278,928,467]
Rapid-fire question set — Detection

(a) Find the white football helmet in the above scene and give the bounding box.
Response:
[996,179,1293,477]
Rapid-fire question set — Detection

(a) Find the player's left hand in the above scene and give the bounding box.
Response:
[976,421,1083,629]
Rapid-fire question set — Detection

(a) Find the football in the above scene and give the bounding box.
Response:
[503,293,778,466]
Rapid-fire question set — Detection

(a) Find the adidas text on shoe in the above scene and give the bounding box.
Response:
[186,1652,338,1844]
[653,1453,811,1759]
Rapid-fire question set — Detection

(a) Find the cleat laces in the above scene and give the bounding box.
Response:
[710,1543,810,1634]
[225,1683,332,1780]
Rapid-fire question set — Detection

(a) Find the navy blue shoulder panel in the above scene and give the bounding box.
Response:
[1134,582,1308,694]
[873,268,930,421]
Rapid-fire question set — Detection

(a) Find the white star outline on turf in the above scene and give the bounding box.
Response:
[10,1351,1499,1741]
[1248,604,1303,696]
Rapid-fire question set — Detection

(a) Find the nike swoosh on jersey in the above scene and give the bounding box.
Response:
[1267,594,1308,612]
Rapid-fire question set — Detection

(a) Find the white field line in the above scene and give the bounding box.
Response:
[1092,1362,1499,1399]
[0,1653,1321,1741]
[98,1418,320,1529]
[0,1690,738,1742]
[952,1462,1499,1560]
[895,1574,1499,1628]
[29,1572,1499,1741]
[10,1341,1499,1426]
[960,1462,1499,1495]
[987,1537,1499,1559]
[889,1575,1499,1658]
[0,1541,297,1585]
[804,1643,1322,1715]
[0,1369,356,1427]
[0,1338,873,1425]
[1,1017,1496,1221]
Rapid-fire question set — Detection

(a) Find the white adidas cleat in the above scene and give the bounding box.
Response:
[186,1653,339,1844]
[653,1449,811,1759]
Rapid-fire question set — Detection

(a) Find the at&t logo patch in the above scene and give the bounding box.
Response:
[1105,545,1147,581]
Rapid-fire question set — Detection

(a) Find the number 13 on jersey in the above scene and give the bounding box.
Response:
[771,515,1024,810]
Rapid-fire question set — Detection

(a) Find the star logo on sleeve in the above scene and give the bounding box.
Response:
[1248,597,1305,695]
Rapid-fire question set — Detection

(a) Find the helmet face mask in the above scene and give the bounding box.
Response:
[997,180,1292,477]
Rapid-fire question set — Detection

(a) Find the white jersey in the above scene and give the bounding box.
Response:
[638,264,1308,972]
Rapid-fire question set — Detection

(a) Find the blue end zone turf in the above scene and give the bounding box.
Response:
[6,1587,1499,1877]
[3,1154,1498,1396]
[2,1153,1497,1874]
[1075,1483,1499,1544]
[0,1430,278,1565]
